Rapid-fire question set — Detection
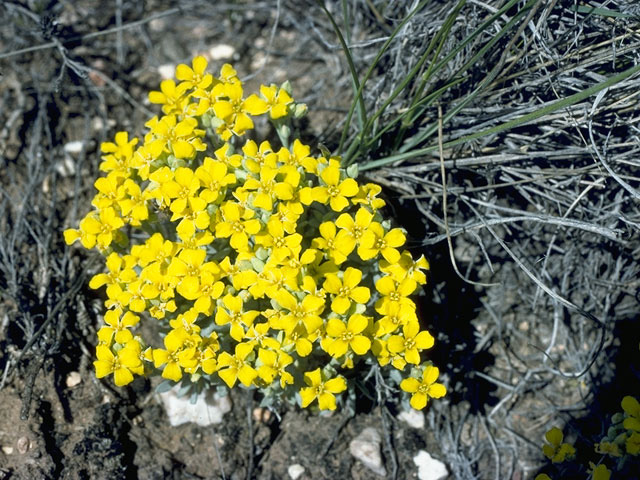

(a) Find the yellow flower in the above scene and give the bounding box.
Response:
[358,225,405,263]
[94,340,144,386]
[214,201,261,252]
[153,328,190,382]
[352,183,385,210]
[374,275,417,314]
[400,365,446,410]
[323,267,370,315]
[380,250,430,285]
[167,248,220,300]
[589,463,611,480]
[242,139,278,173]
[387,321,434,367]
[622,395,640,432]
[118,179,150,225]
[255,218,302,262]
[92,172,125,209]
[98,309,139,345]
[257,347,294,387]
[195,156,236,204]
[100,131,138,175]
[215,294,260,342]
[162,166,201,216]
[300,162,358,211]
[626,431,640,455]
[335,207,375,256]
[211,82,263,138]
[175,55,213,90]
[148,79,190,115]
[252,84,293,119]
[148,115,205,159]
[299,368,347,410]
[89,252,137,290]
[375,302,418,336]
[243,165,296,211]
[274,289,324,334]
[542,427,575,463]
[216,342,257,388]
[64,207,124,250]
[312,221,352,264]
[278,140,318,173]
[325,314,371,357]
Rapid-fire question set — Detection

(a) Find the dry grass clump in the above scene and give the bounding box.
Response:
[0,1,638,478]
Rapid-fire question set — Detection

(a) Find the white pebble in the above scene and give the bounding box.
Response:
[287,463,305,480]
[157,387,232,427]
[157,64,175,80]
[63,141,85,154]
[398,408,425,429]
[349,427,386,476]
[65,371,82,388]
[209,44,235,60]
[413,450,448,480]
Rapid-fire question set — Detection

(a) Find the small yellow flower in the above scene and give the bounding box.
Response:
[216,342,257,388]
[626,431,640,455]
[542,427,575,463]
[622,395,640,432]
[148,79,190,115]
[323,267,370,314]
[387,321,434,367]
[215,294,260,342]
[299,368,347,410]
[175,55,213,90]
[95,340,143,386]
[400,365,446,410]
[324,314,371,357]
[251,84,293,119]
[589,463,611,480]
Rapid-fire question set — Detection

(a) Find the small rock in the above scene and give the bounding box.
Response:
[287,464,305,480]
[252,407,272,423]
[413,450,448,480]
[16,437,29,454]
[66,371,82,388]
[209,44,235,60]
[1,446,13,455]
[349,427,386,476]
[64,141,85,155]
[157,387,232,427]
[55,157,76,177]
[398,409,425,429]
[157,64,175,80]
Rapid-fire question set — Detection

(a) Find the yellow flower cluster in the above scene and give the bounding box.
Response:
[64,56,444,411]
[536,395,639,479]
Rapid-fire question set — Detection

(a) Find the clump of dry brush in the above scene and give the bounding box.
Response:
[0,1,639,479]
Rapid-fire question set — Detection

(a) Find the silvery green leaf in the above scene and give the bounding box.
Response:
[255,247,269,261]
[178,381,192,397]
[388,368,403,385]
[346,163,359,178]
[251,257,265,272]
[155,380,175,394]
[318,143,332,158]
[293,103,308,119]
[280,80,293,95]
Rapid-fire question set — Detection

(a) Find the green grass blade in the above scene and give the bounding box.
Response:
[339,0,432,158]
[319,2,367,135]
[398,0,537,154]
[359,61,640,171]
